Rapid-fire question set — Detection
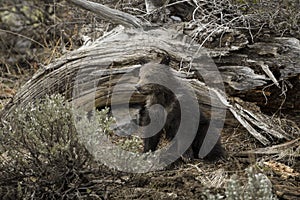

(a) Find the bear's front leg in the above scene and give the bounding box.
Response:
[140,103,167,153]
[143,131,163,152]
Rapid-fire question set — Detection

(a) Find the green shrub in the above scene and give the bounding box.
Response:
[225,167,277,200]
[202,166,277,200]
[0,94,109,199]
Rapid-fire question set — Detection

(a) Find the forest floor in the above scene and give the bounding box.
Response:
[0,0,299,199]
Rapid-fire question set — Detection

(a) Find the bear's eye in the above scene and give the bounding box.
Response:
[144,74,151,79]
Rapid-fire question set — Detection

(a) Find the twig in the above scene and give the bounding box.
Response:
[0,29,45,48]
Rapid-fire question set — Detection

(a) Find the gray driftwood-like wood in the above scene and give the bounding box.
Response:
[1,0,299,146]
[1,26,226,115]
[67,0,146,28]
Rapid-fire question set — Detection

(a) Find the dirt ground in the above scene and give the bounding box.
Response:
[97,124,299,199]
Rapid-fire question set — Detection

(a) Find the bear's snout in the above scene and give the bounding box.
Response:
[135,84,152,95]
[135,84,142,92]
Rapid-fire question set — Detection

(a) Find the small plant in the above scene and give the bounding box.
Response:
[202,166,277,200]
[225,166,277,200]
[77,108,162,173]
[97,107,115,136]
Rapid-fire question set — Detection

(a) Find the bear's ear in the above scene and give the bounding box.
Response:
[139,58,147,65]
[159,54,171,65]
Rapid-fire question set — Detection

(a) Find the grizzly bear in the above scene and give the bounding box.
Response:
[135,62,225,161]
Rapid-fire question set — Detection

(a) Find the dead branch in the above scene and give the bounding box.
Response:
[237,138,300,156]
[67,0,147,28]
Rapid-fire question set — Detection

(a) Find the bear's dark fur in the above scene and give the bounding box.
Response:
[136,63,225,161]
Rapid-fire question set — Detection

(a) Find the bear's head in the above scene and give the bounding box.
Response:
[135,63,178,96]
